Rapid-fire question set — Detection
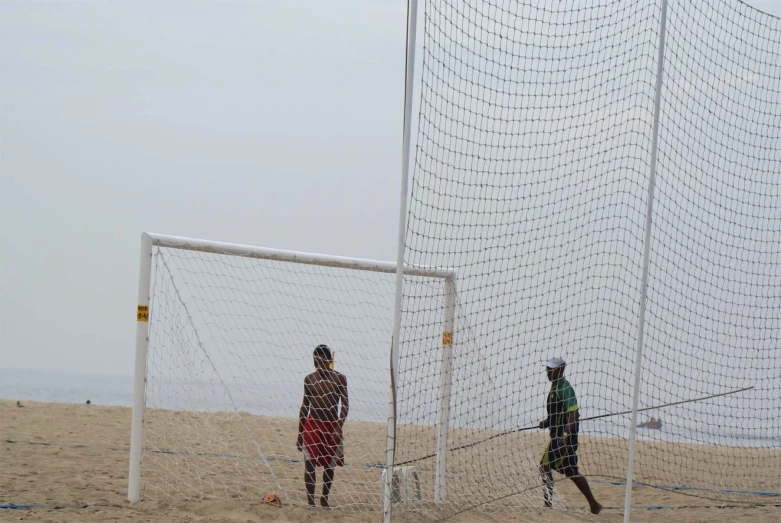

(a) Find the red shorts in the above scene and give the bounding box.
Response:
[302,416,344,468]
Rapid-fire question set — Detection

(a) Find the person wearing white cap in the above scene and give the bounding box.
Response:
[538,357,602,514]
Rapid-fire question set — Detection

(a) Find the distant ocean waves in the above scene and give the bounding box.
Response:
[2,368,777,448]
[0,367,385,422]
[0,368,133,407]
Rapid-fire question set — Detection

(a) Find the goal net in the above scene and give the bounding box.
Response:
[393,0,780,518]
[130,235,450,509]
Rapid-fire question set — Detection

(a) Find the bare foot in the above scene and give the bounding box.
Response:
[590,502,603,514]
[307,496,316,508]
[320,496,331,509]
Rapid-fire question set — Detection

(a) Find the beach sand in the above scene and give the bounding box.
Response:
[1,399,778,522]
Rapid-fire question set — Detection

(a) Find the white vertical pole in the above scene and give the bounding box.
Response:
[128,233,153,503]
[385,0,419,521]
[434,276,456,502]
[624,1,668,521]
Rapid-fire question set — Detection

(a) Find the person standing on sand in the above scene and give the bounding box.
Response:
[538,357,602,514]
[296,344,349,508]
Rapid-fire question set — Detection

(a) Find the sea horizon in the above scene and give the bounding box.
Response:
[0,367,134,408]
[2,367,777,449]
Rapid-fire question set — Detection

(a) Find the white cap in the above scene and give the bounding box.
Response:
[545,357,565,369]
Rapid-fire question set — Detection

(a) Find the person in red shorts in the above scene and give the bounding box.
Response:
[296,344,349,508]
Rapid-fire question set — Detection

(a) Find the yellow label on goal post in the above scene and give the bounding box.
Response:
[442,331,453,346]
[137,305,149,322]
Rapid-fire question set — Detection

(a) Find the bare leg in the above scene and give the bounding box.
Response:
[570,475,602,514]
[540,465,554,508]
[304,459,317,506]
[321,466,335,508]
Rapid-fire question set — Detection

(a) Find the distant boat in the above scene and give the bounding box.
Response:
[637,417,662,430]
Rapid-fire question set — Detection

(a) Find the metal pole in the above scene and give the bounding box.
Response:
[385,0,419,520]
[435,276,456,502]
[144,233,453,279]
[128,233,153,502]
[624,1,668,521]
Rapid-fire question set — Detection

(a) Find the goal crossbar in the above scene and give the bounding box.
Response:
[146,233,456,280]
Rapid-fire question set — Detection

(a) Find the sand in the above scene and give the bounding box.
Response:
[1,399,778,522]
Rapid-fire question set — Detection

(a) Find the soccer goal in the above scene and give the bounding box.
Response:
[127,233,457,509]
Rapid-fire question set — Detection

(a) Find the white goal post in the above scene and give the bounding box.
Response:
[127,232,456,505]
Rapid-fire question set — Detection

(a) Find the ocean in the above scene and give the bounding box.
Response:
[0,368,134,407]
[1,367,777,449]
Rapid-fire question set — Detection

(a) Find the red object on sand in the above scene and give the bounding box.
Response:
[259,493,281,506]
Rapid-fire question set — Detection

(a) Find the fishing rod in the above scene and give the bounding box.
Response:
[394,386,753,467]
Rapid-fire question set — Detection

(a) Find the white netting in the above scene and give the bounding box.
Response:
[135,1,780,518]
[630,0,780,504]
[141,243,445,509]
[394,0,780,518]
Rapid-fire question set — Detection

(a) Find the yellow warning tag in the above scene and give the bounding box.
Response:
[137,305,149,322]
[442,331,453,346]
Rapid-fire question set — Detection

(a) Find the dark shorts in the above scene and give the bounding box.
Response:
[540,434,579,478]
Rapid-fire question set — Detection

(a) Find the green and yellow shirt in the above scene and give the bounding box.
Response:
[546,377,579,438]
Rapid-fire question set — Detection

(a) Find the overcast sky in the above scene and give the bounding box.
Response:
[2,0,780,377]
[1,0,410,375]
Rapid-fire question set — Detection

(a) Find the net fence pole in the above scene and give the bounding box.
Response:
[435,276,456,503]
[624,1,669,521]
[385,0,419,521]
[128,232,153,502]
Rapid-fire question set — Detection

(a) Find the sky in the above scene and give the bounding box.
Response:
[1,0,780,378]
[1,0,409,375]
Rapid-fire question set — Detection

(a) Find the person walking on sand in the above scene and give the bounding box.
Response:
[296,344,349,508]
[539,357,602,514]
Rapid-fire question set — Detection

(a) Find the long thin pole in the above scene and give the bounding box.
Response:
[144,233,454,280]
[435,276,456,502]
[624,1,668,521]
[128,233,153,502]
[385,0,419,521]
[394,386,752,467]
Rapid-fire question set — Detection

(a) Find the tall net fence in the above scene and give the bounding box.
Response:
[395,0,780,517]
[629,0,781,504]
[141,242,445,509]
